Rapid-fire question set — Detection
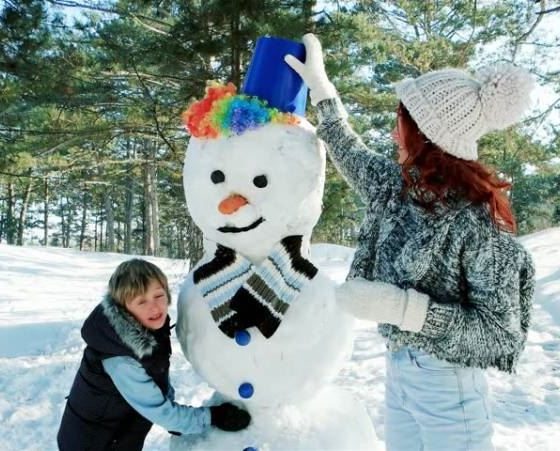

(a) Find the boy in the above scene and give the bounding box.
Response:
[57,258,250,450]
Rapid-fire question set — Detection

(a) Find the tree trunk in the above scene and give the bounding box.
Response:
[16,173,33,246]
[177,221,185,260]
[116,220,121,253]
[140,193,145,254]
[151,156,160,256]
[99,210,104,251]
[124,185,133,254]
[94,212,98,251]
[79,190,88,251]
[230,1,241,86]
[143,140,160,256]
[0,190,4,243]
[302,0,316,31]
[104,189,115,252]
[6,180,16,245]
[59,197,66,247]
[185,213,203,268]
[143,156,154,255]
[64,195,72,248]
[124,141,134,254]
[43,178,49,246]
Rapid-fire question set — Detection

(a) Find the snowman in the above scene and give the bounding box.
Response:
[172,37,379,450]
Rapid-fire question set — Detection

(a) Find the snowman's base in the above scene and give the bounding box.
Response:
[170,385,380,451]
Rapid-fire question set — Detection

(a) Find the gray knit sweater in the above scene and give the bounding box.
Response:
[316,97,536,373]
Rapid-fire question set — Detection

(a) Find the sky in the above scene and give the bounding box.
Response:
[0,229,559,450]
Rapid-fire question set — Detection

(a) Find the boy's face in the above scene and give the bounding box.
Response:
[126,280,168,330]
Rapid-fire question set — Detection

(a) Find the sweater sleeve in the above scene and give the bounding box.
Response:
[315,97,401,203]
[418,230,536,371]
[102,356,211,434]
[167,378,176,402]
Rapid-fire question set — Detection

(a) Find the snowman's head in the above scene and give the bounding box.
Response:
[182,84,325,260]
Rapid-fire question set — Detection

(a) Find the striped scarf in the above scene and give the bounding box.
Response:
[193,236,318,338]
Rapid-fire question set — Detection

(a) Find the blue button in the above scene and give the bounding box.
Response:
[238,382,254,399]
[243,448,258,451]
[235,330,251,346]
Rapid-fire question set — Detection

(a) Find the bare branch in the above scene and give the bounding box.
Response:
[0,170,43,179]
[46,0,119,15]
[130,14,170,36]
[521,96,560,130]
[98,70,181,88]
[46,0,172,30]
[512,1,546,61]
[35,136,85,158]
[536,6,560,15]
[132,65,178,155]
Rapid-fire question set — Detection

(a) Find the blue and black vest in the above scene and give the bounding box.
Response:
[57,296,171,451]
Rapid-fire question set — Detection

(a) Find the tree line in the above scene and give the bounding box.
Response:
[1,0,559,262]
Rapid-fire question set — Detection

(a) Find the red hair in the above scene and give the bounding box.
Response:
[397,103,516,233]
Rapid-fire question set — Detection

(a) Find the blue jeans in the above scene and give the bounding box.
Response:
[385,346,494,451]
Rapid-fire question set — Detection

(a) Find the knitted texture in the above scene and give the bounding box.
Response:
[394,65,534,160]
[193,244,253,335]
[336,278,429,333]
[316,97,536,373]
[193,236,318,339]
[231,235,318,338]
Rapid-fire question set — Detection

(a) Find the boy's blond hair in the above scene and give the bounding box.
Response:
[108,259,171,306]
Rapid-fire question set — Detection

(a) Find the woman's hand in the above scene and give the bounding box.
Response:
[284,33,337,105]
[336,278,430,333]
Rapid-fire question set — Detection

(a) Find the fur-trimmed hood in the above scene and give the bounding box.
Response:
[81,295,168,360]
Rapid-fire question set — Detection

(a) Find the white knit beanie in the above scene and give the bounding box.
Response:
[394,65,535,160]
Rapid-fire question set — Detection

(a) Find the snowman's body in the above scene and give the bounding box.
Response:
[173,120,378,450]
[178,268,352,407]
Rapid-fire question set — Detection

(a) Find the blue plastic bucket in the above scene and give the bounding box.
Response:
[241,36,308,116]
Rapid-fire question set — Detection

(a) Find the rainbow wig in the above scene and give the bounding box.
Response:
[182,82,299,139]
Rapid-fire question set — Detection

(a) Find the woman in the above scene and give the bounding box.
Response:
[286,34,536,450]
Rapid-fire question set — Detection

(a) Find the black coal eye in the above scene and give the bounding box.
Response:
[211,170,225,184]
[253,175,268,188]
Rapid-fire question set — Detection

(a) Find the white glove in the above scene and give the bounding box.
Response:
[336,278,430,333]
[284,33,337,105]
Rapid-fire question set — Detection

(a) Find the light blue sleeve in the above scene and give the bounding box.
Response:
[167,380,176,402]
[102,356,211,435]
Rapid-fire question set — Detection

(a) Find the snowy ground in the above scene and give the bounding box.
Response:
[0,228,559,451]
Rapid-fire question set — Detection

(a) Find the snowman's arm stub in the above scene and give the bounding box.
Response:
[176,275,196,361]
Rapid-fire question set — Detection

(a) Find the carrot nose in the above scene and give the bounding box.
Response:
[218,194,248,215]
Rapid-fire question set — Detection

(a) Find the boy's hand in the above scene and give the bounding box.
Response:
[210,402,251,431]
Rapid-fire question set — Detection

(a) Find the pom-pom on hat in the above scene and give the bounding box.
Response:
[182,82,299,139]
[394,64,535,160]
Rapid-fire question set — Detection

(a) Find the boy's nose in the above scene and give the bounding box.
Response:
[218,194,248,215]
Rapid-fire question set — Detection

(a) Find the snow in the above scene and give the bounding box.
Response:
[0,227,559,450]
